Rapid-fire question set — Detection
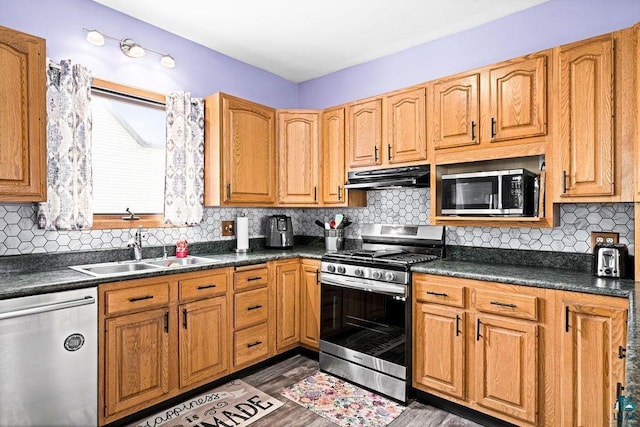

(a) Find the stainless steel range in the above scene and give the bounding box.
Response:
[319,223,445,402]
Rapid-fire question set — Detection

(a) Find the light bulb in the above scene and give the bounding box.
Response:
[161,54,175,68]
[120,39,146,58]
[86,30,104,46]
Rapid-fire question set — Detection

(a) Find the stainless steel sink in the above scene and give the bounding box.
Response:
[143,256,219,268]
[69,256,220,277]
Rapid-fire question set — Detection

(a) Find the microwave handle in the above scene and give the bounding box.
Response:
[497,176,503,209]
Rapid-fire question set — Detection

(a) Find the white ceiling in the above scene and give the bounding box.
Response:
[93,0,548,83]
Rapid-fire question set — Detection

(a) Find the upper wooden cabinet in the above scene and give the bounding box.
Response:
[322,107,347,204]
[204,92,276,206]
[430,53,548,163]
[0,26,46,202]
[277,110,321,205]
[555,29,635,203]
[347,86,427,170]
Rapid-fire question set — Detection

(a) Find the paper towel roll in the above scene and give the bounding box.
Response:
[236,217,249,250]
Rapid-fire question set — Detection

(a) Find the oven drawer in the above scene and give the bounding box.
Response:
[234,287,268,329]
[413,279,465,308]
[234,266,268,291]
[473,288,538,321]
[234,322,269,367]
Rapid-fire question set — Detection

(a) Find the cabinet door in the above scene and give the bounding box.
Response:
[322,107,347,204]
[278,111,320,204]
[105,308,170,416]
[300,260,321,349]
[474,315,537,424]
[558,37,614,197]
[432,74,480,150]
[348,98,382,168]
[560,302,627,427]
[488,55,546,142]
[386,87,427,163]
[223,96,276,204]
[179,296,228,388]
[0,26,46,201]
[414,303,465,399]
[275,260,300,351]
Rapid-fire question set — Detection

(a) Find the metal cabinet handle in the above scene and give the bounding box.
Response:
[316,269,320,285]
[314,186,317,202]
[337,185,342,201]
[455,314,461,337]
[471,121,476,140]
[426,291,448,297]
[247,305,263,311]
[476,318,482,341]
[565,306,570,333]
[129,295,153,302]
[491,117,496,138]
[387,144,392,160]
[374,146,379,162]
[226,183,231,199]
[182,308,188,329]
[247,276,263,282]
[562,171,567,193]
[164,311,169,333]
[247,341,262,348]
[197,284,217,290]
[490,301,517,308]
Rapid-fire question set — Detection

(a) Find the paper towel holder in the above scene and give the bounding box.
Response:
[235,215,252,254]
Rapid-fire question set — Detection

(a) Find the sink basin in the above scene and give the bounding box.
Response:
[69,256,220,277]
[70,261,162,277]
[144,256,219,268]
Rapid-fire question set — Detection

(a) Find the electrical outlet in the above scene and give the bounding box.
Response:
[222,220,235,236]
[591,231,619,251]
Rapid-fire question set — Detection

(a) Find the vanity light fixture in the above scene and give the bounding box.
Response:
[82,28,175,68]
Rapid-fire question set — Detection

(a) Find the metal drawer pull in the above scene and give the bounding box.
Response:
[247,341,262,348]
[197,284,217,290]
[129,295,153,302]
[183,308,188,329]
[490,301,517,308]
[247,276,263,282]
[455,314,461,337]
[247,305,263,311]
[476,318,482,341]
[164,311,169,333]
[470,120,476,140]
[427,291,448,297]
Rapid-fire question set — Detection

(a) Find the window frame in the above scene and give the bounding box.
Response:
[91,78,170,230]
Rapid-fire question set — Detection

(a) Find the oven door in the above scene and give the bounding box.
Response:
[319,274,408,380]
[441,172,503,215]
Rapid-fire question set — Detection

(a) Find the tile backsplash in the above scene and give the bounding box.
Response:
[0,188,633,256]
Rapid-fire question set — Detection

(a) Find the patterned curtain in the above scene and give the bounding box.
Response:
[164,92,205,225]
[37,59,93,230]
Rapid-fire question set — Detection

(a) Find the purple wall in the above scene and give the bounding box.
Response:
[298,0,640,108]
[1,0,298,107]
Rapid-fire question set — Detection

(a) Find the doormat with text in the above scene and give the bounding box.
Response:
[280,372,406,427]
[134,379,283,427]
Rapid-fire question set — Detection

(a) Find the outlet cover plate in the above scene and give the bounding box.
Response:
[222,220,235,236]
[591,231,619,251]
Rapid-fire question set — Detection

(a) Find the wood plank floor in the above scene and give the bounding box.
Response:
[239,354,484,427]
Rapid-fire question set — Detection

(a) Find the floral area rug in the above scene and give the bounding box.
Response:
[280,372,406,427]
[133,379,282,427]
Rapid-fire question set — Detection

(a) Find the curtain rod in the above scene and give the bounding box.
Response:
[91,85,166,108]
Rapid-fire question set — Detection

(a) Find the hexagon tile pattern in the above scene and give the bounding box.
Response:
[0,188,633,256]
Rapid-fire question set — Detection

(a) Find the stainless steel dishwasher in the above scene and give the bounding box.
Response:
[0,287,97,427]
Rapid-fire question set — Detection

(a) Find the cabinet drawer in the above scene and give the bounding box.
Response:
[234,266,268,291]
[180,270,228,301]
[234,322,268,367]
[105,282,170,315]
[474,288,538,321]
[414,280,465,308]
[235,287,268,329]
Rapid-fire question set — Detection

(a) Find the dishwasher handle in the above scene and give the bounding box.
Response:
[0,296,96,321]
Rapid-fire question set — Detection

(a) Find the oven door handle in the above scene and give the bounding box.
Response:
[321,277,407,297]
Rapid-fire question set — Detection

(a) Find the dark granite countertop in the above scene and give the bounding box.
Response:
[411,257,638,423]
[0,247,325,300]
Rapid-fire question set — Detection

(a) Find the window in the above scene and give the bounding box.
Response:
[91,79,168,228]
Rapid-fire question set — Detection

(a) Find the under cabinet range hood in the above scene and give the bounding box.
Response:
[344,164,430,190]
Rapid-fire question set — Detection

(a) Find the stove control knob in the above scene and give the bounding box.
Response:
[385,272,396,281]
[372,271,382,280]
[354,268,364,277]
[327,264,336,273]
[337,266,346,274]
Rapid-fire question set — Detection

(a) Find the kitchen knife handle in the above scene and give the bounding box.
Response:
[471,120,476,140]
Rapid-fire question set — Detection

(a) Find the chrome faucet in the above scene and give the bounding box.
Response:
[127,226,143,261]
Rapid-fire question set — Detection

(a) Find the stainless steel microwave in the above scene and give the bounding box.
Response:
[441,169,538,216]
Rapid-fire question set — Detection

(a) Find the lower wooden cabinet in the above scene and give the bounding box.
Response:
[99,269,232,425]
[274,259,301,351]
[300,259,321,349]
[413,273,629,427]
